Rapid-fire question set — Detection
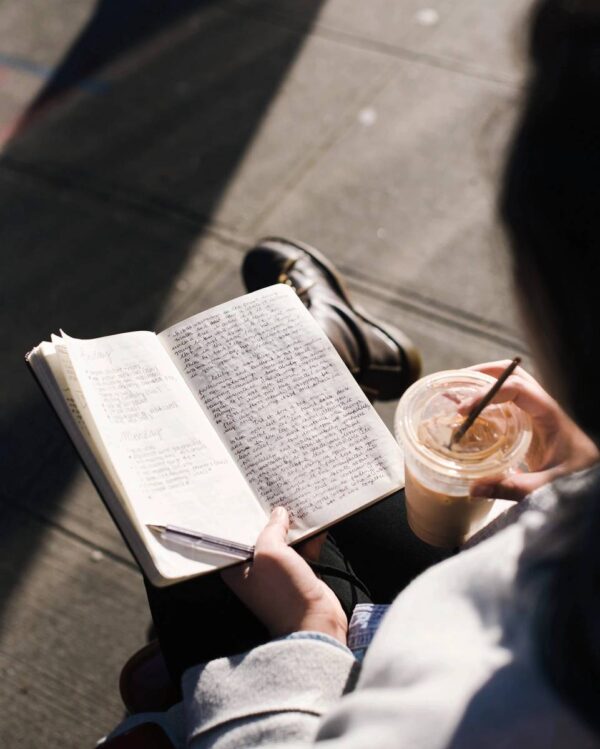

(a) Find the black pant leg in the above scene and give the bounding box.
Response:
[329,489,451,603]
[145,535,371,684]
[145,569,269,687]
[146,488,447,682]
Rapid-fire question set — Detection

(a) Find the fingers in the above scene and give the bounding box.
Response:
[223,509,292,591]
[255,506,289,552]
[222,508,291,591]
[467,360,538,385]
[470,468,557,501]
[458,373,555,420]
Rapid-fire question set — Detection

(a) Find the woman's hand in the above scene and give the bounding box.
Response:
[461,360,600,501]
[221,507,348,644]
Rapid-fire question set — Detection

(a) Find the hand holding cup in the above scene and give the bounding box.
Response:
[462,361,600,501]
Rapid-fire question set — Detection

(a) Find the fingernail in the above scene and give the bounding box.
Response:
[273,506,286,519]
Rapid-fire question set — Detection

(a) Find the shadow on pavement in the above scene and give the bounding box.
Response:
[0,0,324,628]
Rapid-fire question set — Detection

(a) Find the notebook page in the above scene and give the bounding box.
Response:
[32,340,188,583]
[60,331,265,575]
[159,285,404,540]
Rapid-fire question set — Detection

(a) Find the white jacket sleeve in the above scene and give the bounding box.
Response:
[183,633,358,748]
[176,478,600,749]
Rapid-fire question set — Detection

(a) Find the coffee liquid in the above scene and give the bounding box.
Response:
[404,413,507,547]
[421,411,509,460]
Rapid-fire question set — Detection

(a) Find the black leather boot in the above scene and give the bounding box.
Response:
[242,237,422,401]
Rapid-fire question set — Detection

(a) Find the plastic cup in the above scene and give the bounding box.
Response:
[394,370,532,548]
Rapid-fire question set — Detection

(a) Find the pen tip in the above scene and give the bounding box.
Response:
[147,524,164,534]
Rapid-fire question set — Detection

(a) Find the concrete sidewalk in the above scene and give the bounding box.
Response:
[0,1,535,745]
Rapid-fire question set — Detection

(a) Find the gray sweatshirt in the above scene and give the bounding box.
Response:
[108,468,600,748]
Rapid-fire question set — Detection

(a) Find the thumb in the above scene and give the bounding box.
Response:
[255,507,290,554]
[470,469,557,502]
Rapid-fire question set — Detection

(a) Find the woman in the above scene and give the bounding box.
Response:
[111,1,600,745]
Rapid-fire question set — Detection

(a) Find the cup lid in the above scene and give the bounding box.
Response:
[395,370,532,480]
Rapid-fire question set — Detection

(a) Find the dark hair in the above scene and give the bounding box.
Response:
[502,0,600,732]
[500,0,600,443]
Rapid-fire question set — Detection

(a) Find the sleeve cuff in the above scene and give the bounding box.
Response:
[182,634,357,743]
[277,630,354,656]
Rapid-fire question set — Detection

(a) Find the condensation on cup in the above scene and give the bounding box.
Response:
[394,370,532,548]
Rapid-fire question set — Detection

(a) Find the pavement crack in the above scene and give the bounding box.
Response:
[227,4,522,92]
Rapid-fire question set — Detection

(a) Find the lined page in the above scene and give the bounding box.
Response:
[60,331,266,576]
[160,285,404,538]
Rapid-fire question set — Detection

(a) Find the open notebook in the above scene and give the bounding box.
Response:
[27,284,404,586]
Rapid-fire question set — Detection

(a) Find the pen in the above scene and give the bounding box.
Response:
[147,524,255,560]
[148,523,372,596]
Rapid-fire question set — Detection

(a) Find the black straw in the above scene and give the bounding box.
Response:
[449,357,521,449]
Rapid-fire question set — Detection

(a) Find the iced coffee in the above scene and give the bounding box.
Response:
[394,370,532,548]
